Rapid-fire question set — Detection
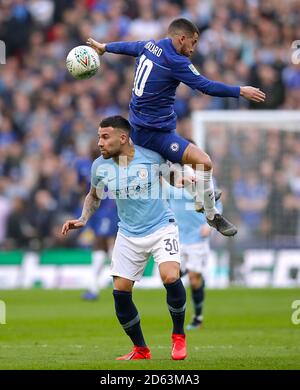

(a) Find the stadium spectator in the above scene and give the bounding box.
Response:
[0,0,300,250]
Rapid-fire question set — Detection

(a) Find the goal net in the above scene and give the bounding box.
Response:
[192,110,300,287]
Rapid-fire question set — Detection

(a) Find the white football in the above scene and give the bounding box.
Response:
[66,45,100,80]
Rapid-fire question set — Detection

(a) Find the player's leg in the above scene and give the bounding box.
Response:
[111,232,151,360]
[159,261,186,335]
[186,272,205,330]
[159,261,187,360]
[184,242,209,330]
[153,224,187,360]
[82,210,114,300]
[132,127,208,212]
[182,143,215,215]
[113,276,150,359]
[131,127,237,236]
[181,143,237,236]
[81,234,107,300]
[82,210,118,300]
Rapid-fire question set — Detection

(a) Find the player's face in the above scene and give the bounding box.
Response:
[98,126,122,159]
[181,32,199,57]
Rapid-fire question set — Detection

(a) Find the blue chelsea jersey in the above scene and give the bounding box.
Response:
[169,186,208,245]
[106,38,240,131]
[91,146,175,237]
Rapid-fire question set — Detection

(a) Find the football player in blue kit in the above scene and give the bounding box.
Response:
[87,18,266,237]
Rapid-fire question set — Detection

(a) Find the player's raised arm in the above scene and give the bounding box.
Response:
[86,38,106,55]
[172,59,266,103]
[87,38,147,57]
[239,86,266,102]
[61,186,102,235]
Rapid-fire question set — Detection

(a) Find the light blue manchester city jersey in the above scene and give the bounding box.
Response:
[91,145,175,237]
[168,186,222,245]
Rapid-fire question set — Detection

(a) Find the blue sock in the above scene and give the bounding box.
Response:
[192,281,205,319]
[113,290,146,347]
[164,278,186,335]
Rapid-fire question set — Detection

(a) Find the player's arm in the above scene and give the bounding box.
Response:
[87,38,147,57]
[61,186,102,235]
[172,60,265,103]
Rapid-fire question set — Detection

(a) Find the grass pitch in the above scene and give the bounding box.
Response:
[0,288,299,370]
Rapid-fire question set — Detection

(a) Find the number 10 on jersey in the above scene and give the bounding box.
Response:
[133,54,153,97]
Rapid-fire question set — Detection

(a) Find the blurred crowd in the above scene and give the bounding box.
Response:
[206,124,300,248]
[0,0,300,250]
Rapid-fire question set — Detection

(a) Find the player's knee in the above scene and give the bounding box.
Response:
[202,154,212,171]
[161,274,179,285]
[159,262,180,284]
[190,279,200,289]
[192,150,212,171]
[183,144,213,170]
[189,272,201,289]
[113,276,133,292]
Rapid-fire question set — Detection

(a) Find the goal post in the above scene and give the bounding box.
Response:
[192,110,300,286]
[192,110,300,148]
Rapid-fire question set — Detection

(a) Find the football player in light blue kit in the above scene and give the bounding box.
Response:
[62,115,188,361]
[87,18,265,237]
[168,179,222,330]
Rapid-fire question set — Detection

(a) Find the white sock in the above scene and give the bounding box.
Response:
[180,164,201,210]
[195,169,218,220]
[89,250,106,294]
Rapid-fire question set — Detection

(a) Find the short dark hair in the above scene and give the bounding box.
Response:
[99,115,131,133]
[168,18,199,37]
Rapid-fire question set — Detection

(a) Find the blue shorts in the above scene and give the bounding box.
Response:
[130,126,190,163]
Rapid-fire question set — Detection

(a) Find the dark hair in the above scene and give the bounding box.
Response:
[99,115,131,133]
[168,18,199,37]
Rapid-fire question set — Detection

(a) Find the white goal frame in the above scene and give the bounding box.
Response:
[192,110,300,149]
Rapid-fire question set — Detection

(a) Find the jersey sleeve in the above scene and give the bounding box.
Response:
[106,41,147,57]
[90,159,105,189]
[172,59,240,98]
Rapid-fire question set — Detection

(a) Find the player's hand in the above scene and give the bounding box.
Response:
[86,38,106,55]
[240,86,266,102]
[61,219,86,235]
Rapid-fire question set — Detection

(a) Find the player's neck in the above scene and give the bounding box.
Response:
[169,36,182,55]
[113,144,135,166]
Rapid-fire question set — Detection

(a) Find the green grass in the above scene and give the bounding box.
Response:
[0,288,299,370]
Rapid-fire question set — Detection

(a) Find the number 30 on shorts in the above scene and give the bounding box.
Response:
[164,238,179,255]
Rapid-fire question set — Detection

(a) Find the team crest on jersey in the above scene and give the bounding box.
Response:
[137,168,148,179]
[170,142,179,152]
[188,64,200,76]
